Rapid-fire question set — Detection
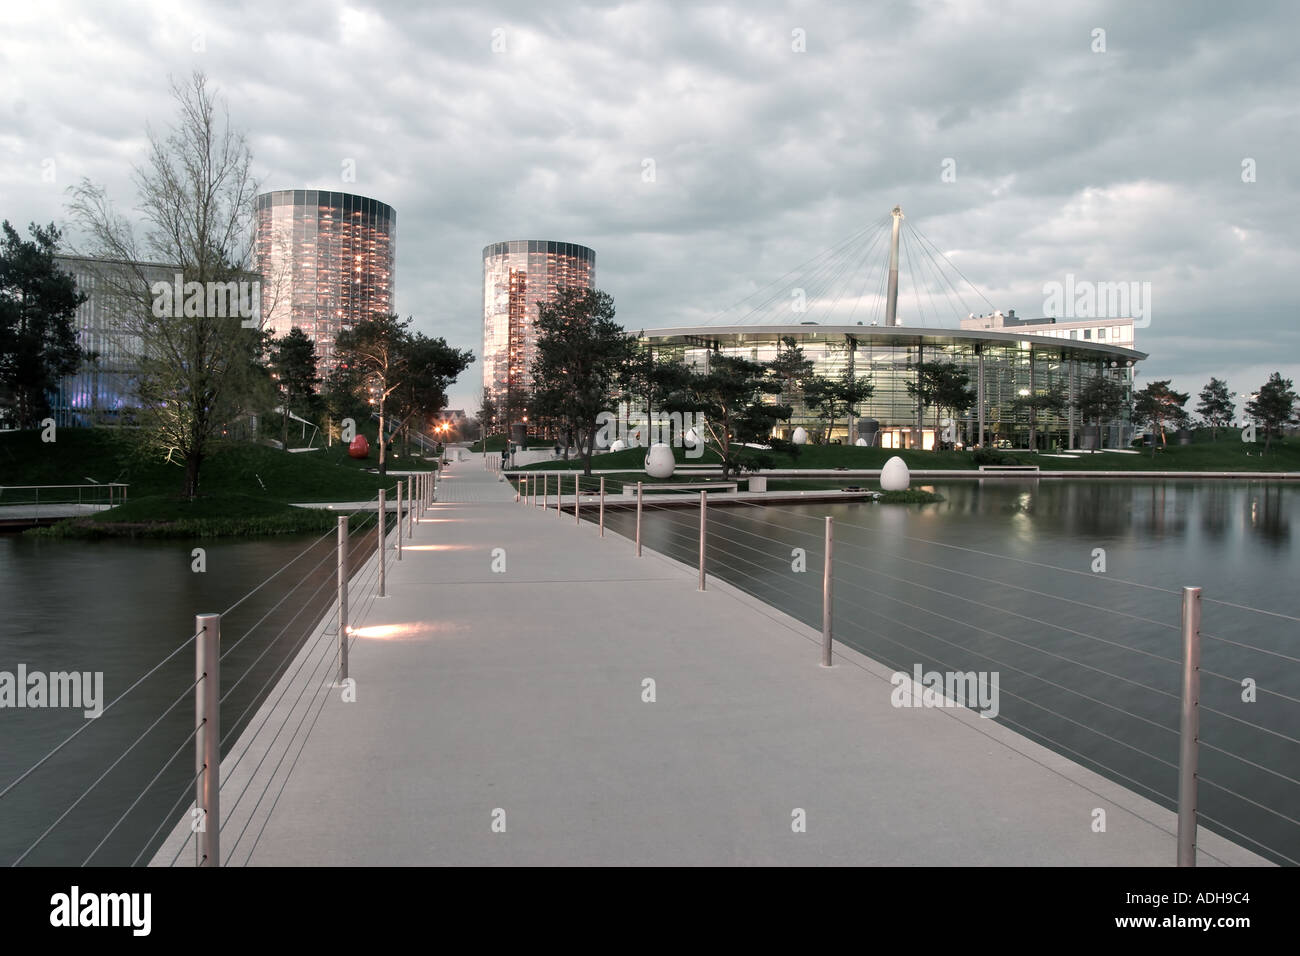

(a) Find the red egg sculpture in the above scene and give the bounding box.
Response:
[348,435,370,459]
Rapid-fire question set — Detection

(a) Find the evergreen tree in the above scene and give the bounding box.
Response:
[1195,377,1235,440]
[1011,386,1068,452]
[1244,373,1298,454]
[0,221,90,428]
[1074,375,1126,448]
[685,354,790,478]
[269,327,320,447]
[907,361,974,448]
[1132,380,1190,456]
[532,287,634,476]
[803,370,874,443]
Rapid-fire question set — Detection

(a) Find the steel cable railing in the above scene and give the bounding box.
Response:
[577,477,1297,866]
[131,764,204,867]
[91,725,202,866]
[3,479,420,867]
[0,626,203,809]
[219,609,342,851]
[226,630,343,866]
[11,674,204,866]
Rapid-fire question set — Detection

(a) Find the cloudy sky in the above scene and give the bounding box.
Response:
[2,0,1296,414]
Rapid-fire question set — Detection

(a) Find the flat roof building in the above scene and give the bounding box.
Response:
[638,323,1147,450]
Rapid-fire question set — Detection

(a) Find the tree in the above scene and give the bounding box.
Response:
[685,354,790,479]
[907,361,974,448]
[1132,380,1191,457]
[334,313,412,476]
[1244,372,1298,454]
[477,386,498,444]
[321,363,367,446]
[769,336,816,407]
[1195,377,1236,440]
[531,287,635,476]
[1074,374,1126,448]
[268,327,319,448]
[1011,386,1068,452]
[620,344,692,447]
[67,72,265,497]
[0,221,91,428]
[803,371,874,443]
[388,333,473,456]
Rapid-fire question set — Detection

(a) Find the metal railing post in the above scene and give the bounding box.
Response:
[822,517,834,666]
[337,516,349,683]
[575,475,581,525]
[698,490,707,591]
[377,489,387,598]
[194,612,220,867]
[1177,586,1202,866]
[396,480,403,560]
[636,482,643,556]
[558,472,564,518]
[408,478,416,535]
[599,477,605,537]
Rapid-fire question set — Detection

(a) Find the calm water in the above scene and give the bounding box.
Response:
[603,479,1299,865]
[0,524,378,866]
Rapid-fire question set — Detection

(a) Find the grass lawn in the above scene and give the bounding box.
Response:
[1,428,414,537]
[28,492,345,539]
[510,438,1299,474]
[470,434,590,453]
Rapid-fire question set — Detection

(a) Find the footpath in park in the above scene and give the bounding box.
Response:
[153,453,1268,866]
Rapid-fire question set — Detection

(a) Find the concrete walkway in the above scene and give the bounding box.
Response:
[153,453,1268,866]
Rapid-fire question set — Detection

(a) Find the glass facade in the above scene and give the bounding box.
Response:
[50,256,168,427]
[254,190,396,367]
[641,325,1146,450]
[481,240,595,418]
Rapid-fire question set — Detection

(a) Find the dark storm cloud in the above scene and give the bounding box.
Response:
[2,0,1296,410]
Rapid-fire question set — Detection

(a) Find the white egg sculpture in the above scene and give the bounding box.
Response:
[610,439,628,453]
[791,426,808,445]
[880,455,910,491]
[855,437,868,447]
[645,443,676,479]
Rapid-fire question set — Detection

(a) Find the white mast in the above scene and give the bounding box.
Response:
[885,205,904,326]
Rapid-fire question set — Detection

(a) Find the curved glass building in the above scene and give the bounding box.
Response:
[254,190,396,367]
[638,321,1146,450]
[482,240,595,419]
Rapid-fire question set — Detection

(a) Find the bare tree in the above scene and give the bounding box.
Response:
[67,72,270,497]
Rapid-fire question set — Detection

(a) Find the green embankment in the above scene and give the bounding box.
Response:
[1,428,427,538]
[514,438,1298,474]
